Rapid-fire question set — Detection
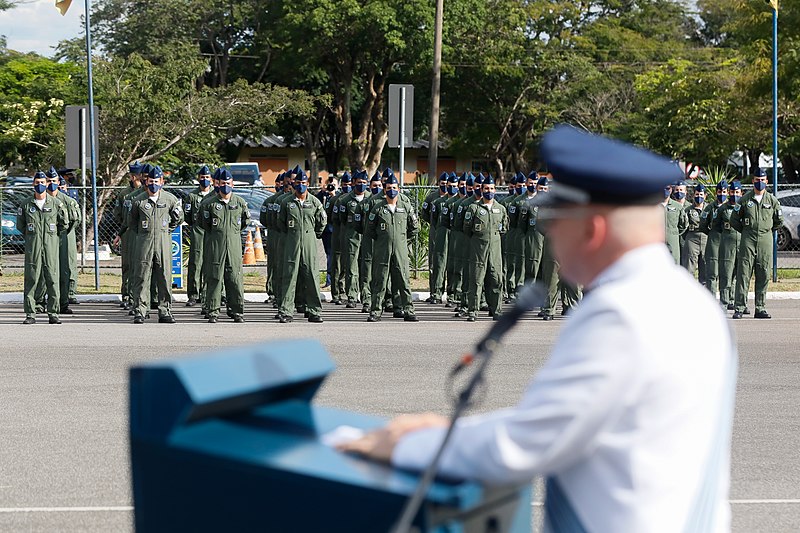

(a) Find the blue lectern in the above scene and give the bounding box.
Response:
[130,339,532,533]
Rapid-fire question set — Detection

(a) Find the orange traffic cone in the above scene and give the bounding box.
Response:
[253,228,266,262]
[243,230,256,265]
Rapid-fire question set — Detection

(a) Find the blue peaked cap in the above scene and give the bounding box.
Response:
[539,125,684,206]
[753,167,766,178]
[129,161,142,174]
[447,173,458,184]
[385,175,398,185]
[716,180,728,191]
[198,165,211,176]
[730,180,742,190]
[149,165,164,180]
[341,171,352,183]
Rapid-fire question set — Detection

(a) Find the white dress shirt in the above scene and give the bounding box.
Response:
[392,243,736,533]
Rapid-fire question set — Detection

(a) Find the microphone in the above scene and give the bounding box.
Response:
[451,282,547,377]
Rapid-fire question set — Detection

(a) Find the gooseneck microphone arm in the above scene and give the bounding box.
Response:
[389,282,546,533]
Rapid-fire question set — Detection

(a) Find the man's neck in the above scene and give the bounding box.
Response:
[220,194,232,202]
[482,199,494,207]
[527,191,536,199]
[295,193,307,201]
[34,193,46,201]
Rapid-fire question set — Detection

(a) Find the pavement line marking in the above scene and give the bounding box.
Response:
[729,499,800,504]
[0,507,133,513]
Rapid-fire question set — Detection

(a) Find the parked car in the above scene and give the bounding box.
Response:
[0,189,31,252]
[776,189,800,251]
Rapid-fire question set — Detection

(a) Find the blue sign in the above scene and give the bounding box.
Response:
[171,227,183,289]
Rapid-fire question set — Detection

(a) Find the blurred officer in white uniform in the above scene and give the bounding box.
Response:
[340,125,737,533]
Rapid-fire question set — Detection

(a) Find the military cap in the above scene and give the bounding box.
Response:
[149,165,164,180]
[129,161,142,174]
[218,168,233,181]
[484,175,495,185]
[674,179,686,187]
[537,176,549,187]
[716,180,728,191]
[275,172,284,181]
[695,184,706,192]
[382,167,394,178]
[59,175,67,186]
[197,165,211,176]
[45,166,58,179]
[438,172,449,182]
[292,164,303,176]
[753,167,766,178]
[730,180,742,191]
[465,174,475,186]
[341,171,352,184]
[538,124,683,207]
[370,171,382,183]
[475,173,485,185]
[527,171,539,181]
[141,163,153,177]
[296,171,309,181]
[385,174,399,185]
[33,170,47,180]
[447,173,459,184]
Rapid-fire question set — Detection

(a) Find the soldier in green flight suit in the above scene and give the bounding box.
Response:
[681,184,708,282]
[123,162,159,316]
[448,173,476,316]
[328,171,351,305]
[276,171,326,323]
[269,171,296,314]
[33,167,78,314]
[430,173,457,303]
[355,172,385,313]
[518,172,544,283]
[20,171,68,324]
[129,166,184,324]
[185,165,213,307]
[55,170,82,313]
[443,173,467,306]
[260,172,284,302]
[731,170,783,319]
[714,180,741,310]
[340,171,372,308]
[199,168,249,323]
[113,162,142,309]
[505,173,528,299]
[700,180,726,298]
[365,174,419,322]
[662,184,688,263]
[421,173,448,302]
[463,176,508,322]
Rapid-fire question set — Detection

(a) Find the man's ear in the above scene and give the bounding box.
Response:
[585,213,607,252]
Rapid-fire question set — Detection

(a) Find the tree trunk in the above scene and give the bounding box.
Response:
[748,149,760,177]
[782,154,798,183]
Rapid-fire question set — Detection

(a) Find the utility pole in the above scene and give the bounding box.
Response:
[428,0,444,181]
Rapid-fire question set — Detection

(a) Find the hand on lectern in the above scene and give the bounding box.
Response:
[336,412,449,462]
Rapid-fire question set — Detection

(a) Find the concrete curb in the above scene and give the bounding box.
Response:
[1,291,799,305]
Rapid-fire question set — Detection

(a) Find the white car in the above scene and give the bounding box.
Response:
[776,189,800,251]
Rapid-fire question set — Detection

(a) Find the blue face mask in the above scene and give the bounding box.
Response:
[694,195,704,204]
[448,185,458,196]
[354,183,367,193]
[341,185,351,194]
[295,183,308,195]
[147,183,162,194]
[458,186,467,196]
[508,188,516,196]
[717,194,727,204]
[664,187,671,198]
[732,194,741,203]
[474,189,482,199]
[527,184,535,193]
[34,183,47,194]
[467,189,474,197]
[673,191,686,200]
[386,189,399,199]
[220,183,233,195]
[439,184,447,193]
[753,180,766,191]
[47,182,59,192]
[371,185,381,194]
[483,191,495,201]
[199,178,211,188]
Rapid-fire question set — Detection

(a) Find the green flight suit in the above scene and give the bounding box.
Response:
[699,200,721,297]
[341,190,372,304]
[328,192,348,302]
[731,190,783,313]
[57,191,81,308]
[463,200,508,318]
[420,188,442,295]
[430,194,452,300]
[270,189,293,307]
[448,194,473,310]
[277,193,326,318]
[537,229,559,316]
[34,192,68,308]
[129,191,184,319]
[185,188,211,303]
[260,191,282,297]
[125,185,159,309]
[113,183,136,304]
[714,200,740,307]
[681,202,708,281]
[442,194,464,300]
[358,191,384,307]
[505,194,527,294]
[664,198,688,264]
[518,195,544,282]
[200,194,250,319]
[19,195,68,318]
[365,199,419,317]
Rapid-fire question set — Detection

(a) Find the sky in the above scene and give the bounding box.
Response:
[1,0,84,57]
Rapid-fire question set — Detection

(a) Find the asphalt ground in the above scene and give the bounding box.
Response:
[0,298,798,532]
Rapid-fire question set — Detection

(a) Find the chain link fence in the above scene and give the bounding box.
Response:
[3,183,800,278]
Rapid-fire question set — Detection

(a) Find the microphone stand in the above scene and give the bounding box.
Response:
[389,283,545,533]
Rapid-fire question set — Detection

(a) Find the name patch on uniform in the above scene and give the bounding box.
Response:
[43,207,52,213]
[397,207,405,213]
[228,204,238,210]
[157,203,166,208]
[667,206,675,211]
[162,217,168,227]
[492,208,499,213]
[48,223,56,231]
[763,203,772,208]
